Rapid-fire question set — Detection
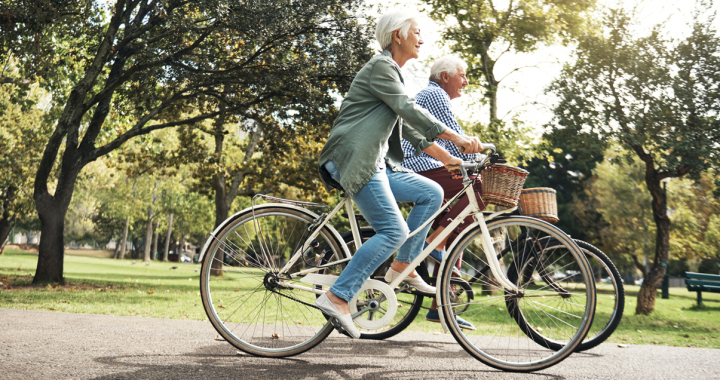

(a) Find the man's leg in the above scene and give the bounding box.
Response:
[415,167,481,330]
[416,167,483,251]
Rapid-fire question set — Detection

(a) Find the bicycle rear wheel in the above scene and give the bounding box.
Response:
[438,216,596,372]
[200,205,346,357]
[508,239,624,352]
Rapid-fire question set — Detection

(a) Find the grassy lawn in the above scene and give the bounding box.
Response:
[0,249,206,320]
[1,248,719,348]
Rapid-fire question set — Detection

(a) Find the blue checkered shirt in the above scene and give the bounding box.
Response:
[402,82,479,172]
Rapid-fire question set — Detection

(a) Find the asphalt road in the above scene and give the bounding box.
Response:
[1,308,718,379]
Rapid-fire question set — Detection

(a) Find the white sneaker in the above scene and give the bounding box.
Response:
[315,293,361,339]
[384,268,436,295]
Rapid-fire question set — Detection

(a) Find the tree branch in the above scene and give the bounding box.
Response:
[631,254,647,278]
[225,123,264,204]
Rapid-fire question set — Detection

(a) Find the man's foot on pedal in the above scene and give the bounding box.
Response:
[424,241,445,264]
[384,268,436,295]
[426,309,476,330]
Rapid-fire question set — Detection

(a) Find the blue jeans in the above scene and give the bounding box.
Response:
[325,161,443,302]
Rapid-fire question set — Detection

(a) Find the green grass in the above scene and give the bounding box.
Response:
[1,248,719,348]
[0,249,206,320]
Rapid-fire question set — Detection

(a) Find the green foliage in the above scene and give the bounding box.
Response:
[419,0,595,123]
[0,82,50,230]
[572,147,720,276]
[548,5,720,312]
[465,113,538,164]
[666,171,720,260]
[3,0,375,282]
[549,8,720,180]
[572,148,656,272]
[520,130,605,240]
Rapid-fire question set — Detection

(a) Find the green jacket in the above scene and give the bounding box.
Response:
[318,50,447,195]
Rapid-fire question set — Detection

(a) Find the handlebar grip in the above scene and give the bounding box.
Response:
[446,165,461,172]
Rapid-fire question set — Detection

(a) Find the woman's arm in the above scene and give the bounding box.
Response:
[368,59,482,154]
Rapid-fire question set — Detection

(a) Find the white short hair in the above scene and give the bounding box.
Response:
[375,9,420,50]
[429,56,468,82]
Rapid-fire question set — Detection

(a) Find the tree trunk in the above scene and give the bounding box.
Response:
[118,218,129,259]
[152,220,159,260]
[636,190,670,314]
[143,205,154,262]
[0,221,13,256]
[0,186,17,255]
[477,41,499,125]
[33,201,69,283]
[208,117,263,275]
[162,213,173,261]
[179,228,186,257]
[633,146,675,315]
[0,222,12,255]
[113,233,120,258]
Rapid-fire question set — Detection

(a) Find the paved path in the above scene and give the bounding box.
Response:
[1,308,718,379]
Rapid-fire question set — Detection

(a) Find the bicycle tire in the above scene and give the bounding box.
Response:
[200,205,347,357]
[336,228,425,340]
[508,239,624,352]
[438,216,596,372]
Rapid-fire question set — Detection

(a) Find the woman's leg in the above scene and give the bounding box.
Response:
[328,168,408,303]
[386,169,443,266]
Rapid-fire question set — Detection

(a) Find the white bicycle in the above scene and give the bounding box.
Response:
[198,144,597,372]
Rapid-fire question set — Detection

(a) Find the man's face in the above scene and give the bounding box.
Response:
[441,68,468,100]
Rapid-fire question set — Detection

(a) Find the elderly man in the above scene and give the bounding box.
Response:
[401,55,484,329]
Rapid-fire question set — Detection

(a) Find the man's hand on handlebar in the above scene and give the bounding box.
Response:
[437,129,483,154]
[455,135,483,154]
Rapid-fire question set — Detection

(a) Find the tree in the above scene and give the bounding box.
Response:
[548,7,720,314]
[571,148,657,278]
[0,82,50,254]
[520,130,606,241]
[3,0,374,283]
[420,0,595,125]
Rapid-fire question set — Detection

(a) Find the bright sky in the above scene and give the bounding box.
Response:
[362,0,719,140]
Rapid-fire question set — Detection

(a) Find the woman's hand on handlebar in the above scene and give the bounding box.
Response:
[443,156,463,178]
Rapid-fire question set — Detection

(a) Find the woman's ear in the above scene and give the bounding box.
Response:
[393,30,401,45]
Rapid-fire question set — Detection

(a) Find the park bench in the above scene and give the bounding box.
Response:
[684,271,720,308]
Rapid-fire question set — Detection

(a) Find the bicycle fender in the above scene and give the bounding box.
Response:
[197,203,349,262]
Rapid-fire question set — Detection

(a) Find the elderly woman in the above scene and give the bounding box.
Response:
[316,10,482,338]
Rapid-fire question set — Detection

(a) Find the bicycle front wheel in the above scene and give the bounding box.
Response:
[200,205,347,357]
[510,239,624,352]
[439,216,596,372]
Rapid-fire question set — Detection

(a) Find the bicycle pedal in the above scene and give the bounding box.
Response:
[330,318,352,335]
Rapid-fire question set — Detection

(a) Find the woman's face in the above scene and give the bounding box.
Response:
[396,20,423,59]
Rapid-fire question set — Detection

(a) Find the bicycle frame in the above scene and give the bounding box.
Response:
[275,165,519,290]
[197,147,521,331]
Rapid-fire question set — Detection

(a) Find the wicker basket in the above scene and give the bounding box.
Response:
[480,164,529,208]
[519,188,559,224]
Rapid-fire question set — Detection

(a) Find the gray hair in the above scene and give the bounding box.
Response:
[375,9,420,50]
[429,56,468,82]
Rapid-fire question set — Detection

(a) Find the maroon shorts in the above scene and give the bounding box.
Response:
[417,166,485,248]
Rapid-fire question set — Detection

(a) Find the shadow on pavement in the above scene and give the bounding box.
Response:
[92,337,570,379]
